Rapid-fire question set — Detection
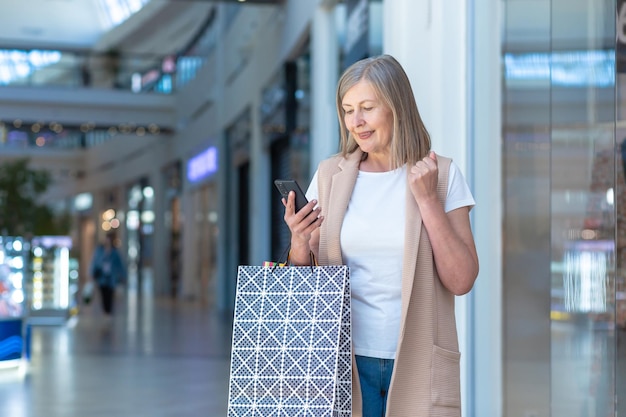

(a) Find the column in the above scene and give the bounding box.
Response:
[383,1,504,416]
[249,95,271,264]
[310,1,340,172]
[383,0,467,168]
[469,0,503,415]
[214,5,231,312]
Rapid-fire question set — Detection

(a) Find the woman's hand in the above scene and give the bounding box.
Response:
[408,151,439,206]
[282,191,323,264]
[408,151,478,295]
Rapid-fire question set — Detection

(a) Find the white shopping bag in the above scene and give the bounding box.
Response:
[227,264,351,417]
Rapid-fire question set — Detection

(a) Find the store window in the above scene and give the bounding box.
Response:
[226,108,252,269]
[502,0,620,414]
[126,179,154,289]
[164,162,183,297]
[340,0,382,69]
[192,182,218,307]
[263,56,312,261]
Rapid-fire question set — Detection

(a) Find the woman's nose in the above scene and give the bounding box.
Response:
[352,110,364,127]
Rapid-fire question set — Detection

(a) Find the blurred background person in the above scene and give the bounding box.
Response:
[89,232,126,317]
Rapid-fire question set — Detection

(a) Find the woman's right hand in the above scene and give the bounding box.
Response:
[282,191,323,263]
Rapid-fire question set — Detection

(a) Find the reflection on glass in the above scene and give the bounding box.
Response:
[503,0,619,415]
[548,0,616,415]
[505,50,615,87]
[563,240,614,313]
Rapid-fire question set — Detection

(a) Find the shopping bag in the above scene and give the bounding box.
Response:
[227,263,351,417]
[82,281,95,304]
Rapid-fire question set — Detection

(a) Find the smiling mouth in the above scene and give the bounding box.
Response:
[357,131,372,139]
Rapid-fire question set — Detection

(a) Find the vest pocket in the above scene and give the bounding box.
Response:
[430,344,461,408]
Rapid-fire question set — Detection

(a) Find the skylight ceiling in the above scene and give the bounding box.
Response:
[0,0,150,50]
[98,0,151,30]
[0,0,150,85]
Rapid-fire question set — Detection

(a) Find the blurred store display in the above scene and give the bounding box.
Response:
[28,236,73,325]
[0,236,27,367]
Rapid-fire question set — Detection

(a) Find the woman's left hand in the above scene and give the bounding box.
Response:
[408,150,479,295]
[408,151,439,206]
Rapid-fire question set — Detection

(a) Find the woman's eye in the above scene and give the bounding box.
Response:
[363,107,373,111]
[344,109,353,115]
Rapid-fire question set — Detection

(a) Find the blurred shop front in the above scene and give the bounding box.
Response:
[163,161,183,298]
[261,0,382,263]
[501,0,626,415]
[264,58,312,261]
[183,145,219,307]
[126,178,155,291]
[0,234,78,366]
[0,237,27,366]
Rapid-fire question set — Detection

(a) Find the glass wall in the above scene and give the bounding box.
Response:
[502,0,620,415]
[616,4,626,417]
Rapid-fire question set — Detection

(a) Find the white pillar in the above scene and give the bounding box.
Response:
[214,5,232,312]
[310,2,340,174]
[383,0,471,414]
[249,95,271,264]
[383,0,467,169]
[216,131,232,311]
[471,0,503,416]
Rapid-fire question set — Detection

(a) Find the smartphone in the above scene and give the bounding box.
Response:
[274,179,309,212]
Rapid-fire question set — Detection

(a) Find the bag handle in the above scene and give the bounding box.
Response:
[265,244,318,273]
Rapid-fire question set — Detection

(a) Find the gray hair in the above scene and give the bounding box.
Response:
[335,54,431,168]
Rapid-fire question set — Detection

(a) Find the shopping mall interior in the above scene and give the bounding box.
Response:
[0,0,625,416]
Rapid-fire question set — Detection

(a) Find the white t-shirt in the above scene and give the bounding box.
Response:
[306,162,475,359]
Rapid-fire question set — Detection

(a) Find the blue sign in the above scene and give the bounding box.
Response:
[187,146,218,183]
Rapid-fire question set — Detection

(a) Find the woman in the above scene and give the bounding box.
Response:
[282,55,479,416]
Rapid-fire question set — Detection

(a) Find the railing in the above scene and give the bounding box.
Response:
[0,5,224,150]
[0,49,206,93]
[0,124,169,151]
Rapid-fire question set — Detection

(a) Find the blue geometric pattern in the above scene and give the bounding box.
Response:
[228,265,351,417]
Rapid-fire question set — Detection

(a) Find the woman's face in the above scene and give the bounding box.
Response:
[341,80,393,157]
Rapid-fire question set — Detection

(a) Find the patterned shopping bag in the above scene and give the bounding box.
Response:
[227,264,351,417]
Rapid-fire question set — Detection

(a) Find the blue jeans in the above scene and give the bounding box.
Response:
[355,355,394,417]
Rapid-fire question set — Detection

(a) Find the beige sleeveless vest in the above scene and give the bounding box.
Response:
[315,149,461,417]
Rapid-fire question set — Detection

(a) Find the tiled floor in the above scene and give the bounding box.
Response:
[4,277,626,417]
[0,284,233,417]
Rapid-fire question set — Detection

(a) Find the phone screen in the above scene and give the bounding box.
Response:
[274,179,309,212]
